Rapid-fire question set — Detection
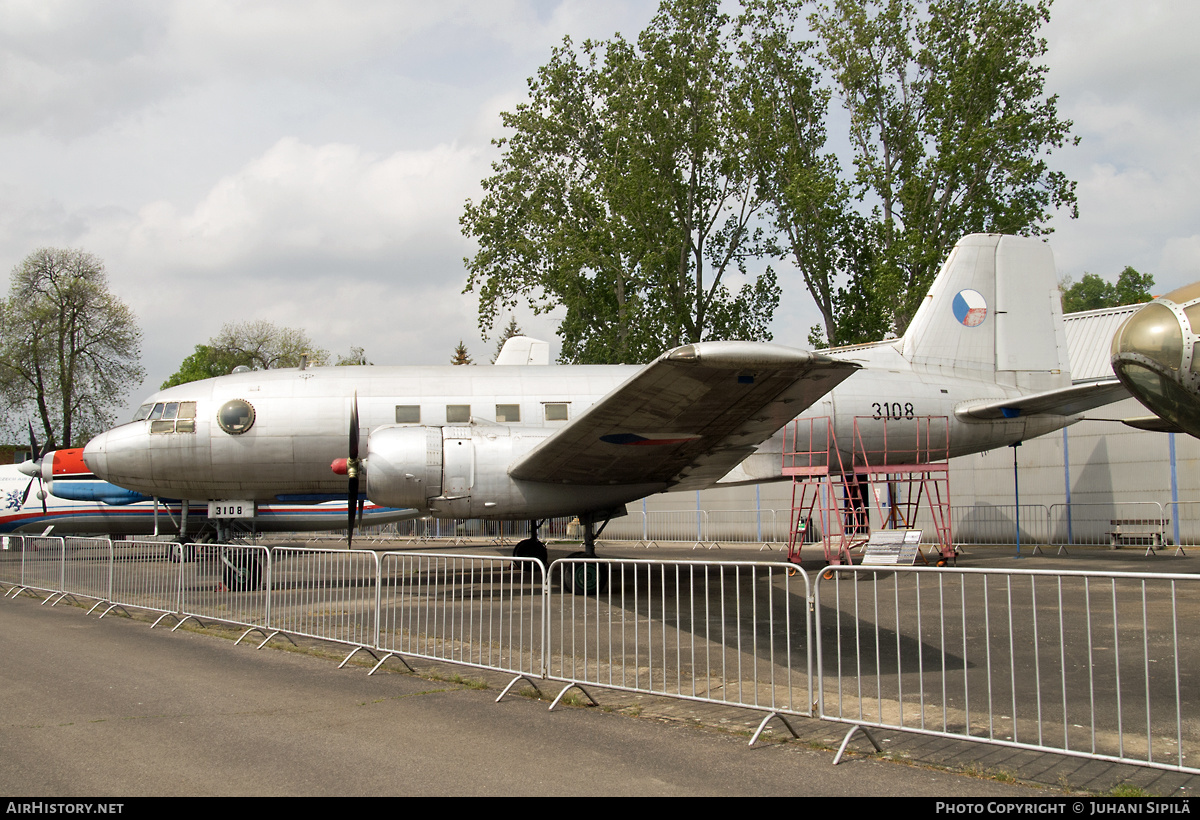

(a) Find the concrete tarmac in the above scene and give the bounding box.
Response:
[0,589,1047,798]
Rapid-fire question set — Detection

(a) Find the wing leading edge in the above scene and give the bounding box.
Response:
[955,380,1130,421]
[508,341,859,491]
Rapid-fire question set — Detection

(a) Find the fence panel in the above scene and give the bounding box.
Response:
[0,535,26,590]
[63,537,113,603]
[1165,502,1200,548]
[108,540,183,615]
[815,566,1199,773]
[547,558,812,716]
[1050,502,1166,548]
[268,547,379,648]
[179,544,270,629]
[377,552,545,676]
[705,510,783,547]
[946,505,1051,546]
[19,536,66,594]
[642,511,709,546]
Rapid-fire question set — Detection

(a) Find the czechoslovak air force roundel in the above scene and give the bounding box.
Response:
[952,289,987,327]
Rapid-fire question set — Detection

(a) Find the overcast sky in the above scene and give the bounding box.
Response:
[1,0,1197,418]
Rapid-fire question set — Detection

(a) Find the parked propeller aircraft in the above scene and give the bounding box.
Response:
[82,234,1128,568]
[1110,282,1200,439]
[1,447,417,537]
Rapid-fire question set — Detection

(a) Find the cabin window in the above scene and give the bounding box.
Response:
[495,404,520,422]
[395,405,420,424]
[217,399,256,435]
[446,404,471,424]
[544,402,569,421]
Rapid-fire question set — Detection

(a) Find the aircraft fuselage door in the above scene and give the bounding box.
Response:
[441,427,474,514]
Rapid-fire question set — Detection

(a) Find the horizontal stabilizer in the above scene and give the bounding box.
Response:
[509,341,859,490]
[955,380,1129,421]
[1122,415,1187,434]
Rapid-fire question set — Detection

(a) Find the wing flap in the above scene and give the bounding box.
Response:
[955,380,1130,421]
[509,342,858,488]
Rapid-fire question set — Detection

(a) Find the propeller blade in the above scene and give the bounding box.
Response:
[26,421,47,514]
[349,392,359,460]
[348,475,359,547]
[347,392,360,547]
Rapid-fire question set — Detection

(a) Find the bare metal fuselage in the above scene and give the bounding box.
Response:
[83,343,1071,521]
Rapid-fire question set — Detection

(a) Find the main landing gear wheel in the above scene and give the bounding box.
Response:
[561,551,608,596]
[221,551,263,591]
[512,537,548,565]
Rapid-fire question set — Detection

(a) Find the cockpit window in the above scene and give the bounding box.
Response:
[133,404,154,422]
[217,399,256,435]
[149,401,198,435]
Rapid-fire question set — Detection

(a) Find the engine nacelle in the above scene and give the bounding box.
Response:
[363,426,443,510]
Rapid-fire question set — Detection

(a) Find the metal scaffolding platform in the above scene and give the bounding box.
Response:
[783,416,954,566]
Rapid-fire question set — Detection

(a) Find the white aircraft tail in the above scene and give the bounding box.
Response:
[900,234,1070,390]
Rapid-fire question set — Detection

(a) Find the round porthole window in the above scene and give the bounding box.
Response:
[217,399,256,434]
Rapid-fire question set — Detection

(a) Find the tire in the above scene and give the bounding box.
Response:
[560,551,607,596]
[512,537,548,566]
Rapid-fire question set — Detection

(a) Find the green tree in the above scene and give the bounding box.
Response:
[161,320,328,389]
[1060,267,1154,313]
[450,341,473,365]
[740,0,855,346]
[1114,266,1155,306]
[463,0,779,364]
[0,248,144,448]
[809,0,1079,339]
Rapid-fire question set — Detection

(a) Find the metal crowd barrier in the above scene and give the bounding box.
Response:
[375,552,545,679]
[178,544,271,633]
[8,535,1199,775]
[1050,501,1166,549]
[10,535,66,597]
[546,557,812,735]
[0,534,23,592]
[266,547,379,654]
[815,565,1198,774]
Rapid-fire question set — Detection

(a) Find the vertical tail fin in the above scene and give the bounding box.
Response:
[901,234,1070,389]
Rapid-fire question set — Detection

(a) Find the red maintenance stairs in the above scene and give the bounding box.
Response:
[782,416,954,567]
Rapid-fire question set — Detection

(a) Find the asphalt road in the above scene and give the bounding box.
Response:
[0,589,1047,798]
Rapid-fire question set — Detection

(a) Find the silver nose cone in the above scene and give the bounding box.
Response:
[1111,285,1200,439]
[82,425,152,492]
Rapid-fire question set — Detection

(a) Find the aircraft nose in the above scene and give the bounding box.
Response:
[1111,302,1184,373]
[1111,298,1200,438]
[82,432,110,480]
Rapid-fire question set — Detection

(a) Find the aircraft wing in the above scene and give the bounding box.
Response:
[955,380,1130,421]
[508,342,859,491]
